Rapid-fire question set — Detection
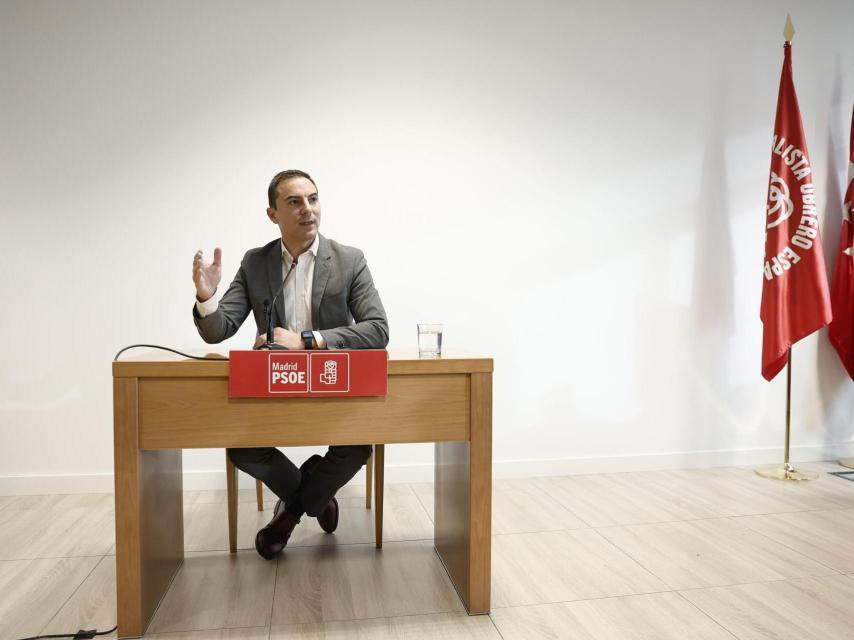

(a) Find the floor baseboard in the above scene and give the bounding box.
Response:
[2,443,852,495]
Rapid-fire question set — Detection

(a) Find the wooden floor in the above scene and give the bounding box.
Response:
[2,461,854,639]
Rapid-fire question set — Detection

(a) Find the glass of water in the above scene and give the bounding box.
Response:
[417,323,443,358]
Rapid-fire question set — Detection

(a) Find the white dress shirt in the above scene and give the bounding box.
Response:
[196,234,326,348]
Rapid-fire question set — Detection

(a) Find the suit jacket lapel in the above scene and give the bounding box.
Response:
[266,241,285,330]
[311,235,331,328]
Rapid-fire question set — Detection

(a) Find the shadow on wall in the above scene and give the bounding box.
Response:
[684,74,740,450]
[629,73,751,456]
[816,61,854,450]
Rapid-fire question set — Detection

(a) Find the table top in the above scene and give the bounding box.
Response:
[112,348,493,378]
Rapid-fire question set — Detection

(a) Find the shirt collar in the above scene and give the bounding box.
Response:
[280,234,320,264]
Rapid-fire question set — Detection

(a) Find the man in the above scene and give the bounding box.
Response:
[191,169,389,559]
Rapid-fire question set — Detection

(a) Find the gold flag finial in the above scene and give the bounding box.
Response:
[784,14,795,42]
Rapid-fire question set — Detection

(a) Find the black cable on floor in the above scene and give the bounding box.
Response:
[113,343,228,361]
[16,625,117,640]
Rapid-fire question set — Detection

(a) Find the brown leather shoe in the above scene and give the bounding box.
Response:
[255,507,300,560]
[316,496,339,533]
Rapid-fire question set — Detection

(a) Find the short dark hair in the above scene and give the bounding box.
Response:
[267,170,317,208]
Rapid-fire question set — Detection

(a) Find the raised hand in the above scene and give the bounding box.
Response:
[192,248,222,302]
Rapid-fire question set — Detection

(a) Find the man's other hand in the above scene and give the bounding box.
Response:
[254,328,303,350]
[193,248,222,302]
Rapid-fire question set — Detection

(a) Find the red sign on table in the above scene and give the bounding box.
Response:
[229,350,387,398]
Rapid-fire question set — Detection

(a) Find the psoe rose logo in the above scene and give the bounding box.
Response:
[767,171,794,229]
[319,360,338,384]
[310,353,349,392]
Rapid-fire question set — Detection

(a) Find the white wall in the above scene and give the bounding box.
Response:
[2,0,854,493]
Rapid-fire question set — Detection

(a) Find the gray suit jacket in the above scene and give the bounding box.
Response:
[193,235,389,349]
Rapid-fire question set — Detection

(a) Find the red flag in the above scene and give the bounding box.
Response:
[828,106,854,378]
[760,42,832,381]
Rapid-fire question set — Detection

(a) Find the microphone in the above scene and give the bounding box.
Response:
[257,257,298,350]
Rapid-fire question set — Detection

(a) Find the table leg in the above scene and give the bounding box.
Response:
[114,378,185,638]
[374,444,384,548]
[226,452,238,554]
[434,372,492,614]
[365,451,373,509]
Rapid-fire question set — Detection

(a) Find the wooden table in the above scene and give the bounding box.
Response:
[112,351,493,638]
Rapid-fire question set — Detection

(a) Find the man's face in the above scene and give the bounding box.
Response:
[266,177,321,248]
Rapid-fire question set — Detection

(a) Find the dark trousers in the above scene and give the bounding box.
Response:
[227,445,372,516]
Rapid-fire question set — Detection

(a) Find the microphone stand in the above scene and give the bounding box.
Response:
[256,258,298,351]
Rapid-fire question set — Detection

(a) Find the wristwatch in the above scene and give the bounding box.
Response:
[301,330,315,350]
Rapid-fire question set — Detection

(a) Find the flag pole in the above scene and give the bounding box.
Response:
[784,347,791,466]
[755,15,819,482]
[756,348,818,481]
[836,105,854,471]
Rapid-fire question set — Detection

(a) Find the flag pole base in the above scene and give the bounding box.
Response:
[838,459,854,470]
[755,462,818,482]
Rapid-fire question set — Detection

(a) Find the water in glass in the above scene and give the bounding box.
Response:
[417,324,442,358]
